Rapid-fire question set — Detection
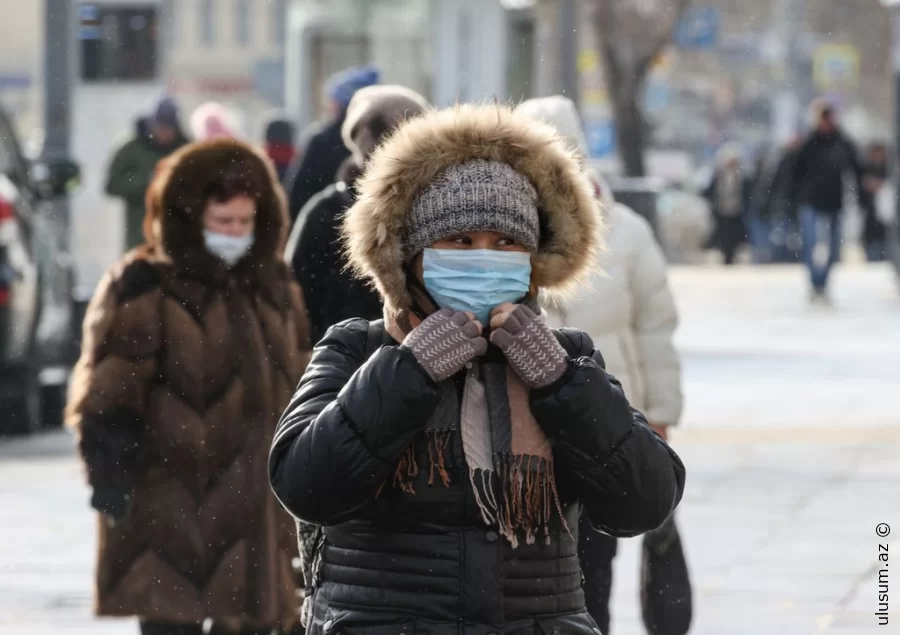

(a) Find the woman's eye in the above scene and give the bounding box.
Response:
[452,236,471,245]
[497,238,517,247]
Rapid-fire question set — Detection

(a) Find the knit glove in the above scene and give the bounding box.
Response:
[490,305,568,389]
[401,308,488,382]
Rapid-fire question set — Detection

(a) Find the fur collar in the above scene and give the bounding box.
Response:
[342,104,603,319]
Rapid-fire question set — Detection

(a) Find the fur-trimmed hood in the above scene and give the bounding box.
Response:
[143,138,289,283]
[342,104,603,318]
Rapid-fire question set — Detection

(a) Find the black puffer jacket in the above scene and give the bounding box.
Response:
[285,181,382,344]
[270,319,686,635]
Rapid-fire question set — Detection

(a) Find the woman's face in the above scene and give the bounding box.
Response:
[203,195,256,237]
[411,231,530,281]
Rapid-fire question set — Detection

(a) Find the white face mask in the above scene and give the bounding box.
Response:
[203,230,254,266]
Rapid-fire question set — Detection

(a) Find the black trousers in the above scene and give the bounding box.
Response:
[139,621,277,635]
[578,513,617,634]
[578,514,692,635]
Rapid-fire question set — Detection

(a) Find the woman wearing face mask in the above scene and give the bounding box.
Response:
[269,105,685,635]
[67,139,312,635]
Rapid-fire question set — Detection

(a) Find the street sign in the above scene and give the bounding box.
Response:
[674,7,719,50]
[585,119,616,158]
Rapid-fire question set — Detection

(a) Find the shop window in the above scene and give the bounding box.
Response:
[79,4,158,81]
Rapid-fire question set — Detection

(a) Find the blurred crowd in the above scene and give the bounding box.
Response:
[68,62,895,635]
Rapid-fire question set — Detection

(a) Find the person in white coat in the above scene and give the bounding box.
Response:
[517,96,691,635]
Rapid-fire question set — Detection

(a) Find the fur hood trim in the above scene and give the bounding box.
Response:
[342,103,603,317]
[143,138,288,284]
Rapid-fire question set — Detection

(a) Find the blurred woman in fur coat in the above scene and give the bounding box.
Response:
[66,138,312,635]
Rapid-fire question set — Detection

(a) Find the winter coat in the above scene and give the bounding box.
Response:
[760,148,800,222]
[105,118,188,249]
[703,170,753,220]
[792,130,862,214]
[702,170,751,262]
[269,105,686,634]
[860,160,890,245]
[284,118,350,222]
[285,180,382,345]
[546,202,682,426]
[69,139,312,626]
[285,86,428,344]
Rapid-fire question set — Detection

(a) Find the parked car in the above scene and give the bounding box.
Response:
[0,107,80,435]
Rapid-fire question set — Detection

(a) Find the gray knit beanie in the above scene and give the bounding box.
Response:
[404,159,540,259]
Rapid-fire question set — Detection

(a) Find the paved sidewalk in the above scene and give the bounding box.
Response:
[1,264,898,634]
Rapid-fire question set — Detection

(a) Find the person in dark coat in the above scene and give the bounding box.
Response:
[105,97,189,251]
[283,66,380,221]
[269,104,686,635]
[792,102,864,299]
[260,111,297,182]
[703,144,751,265]
[69,139,312,635]
[758,137,803,263]
[285,85,429,345]
[859,142,891,262]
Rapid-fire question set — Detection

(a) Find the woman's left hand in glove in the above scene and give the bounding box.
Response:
[489,303,568,389]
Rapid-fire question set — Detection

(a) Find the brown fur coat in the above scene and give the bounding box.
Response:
[67,139,311,626]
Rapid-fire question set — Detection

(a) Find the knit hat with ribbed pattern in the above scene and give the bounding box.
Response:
[404,159,540,259]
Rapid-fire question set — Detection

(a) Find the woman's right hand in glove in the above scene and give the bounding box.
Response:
[401,308,487,382]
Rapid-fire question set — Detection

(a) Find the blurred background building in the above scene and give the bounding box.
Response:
[0,0,896,287]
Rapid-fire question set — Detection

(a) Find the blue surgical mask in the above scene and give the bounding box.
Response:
[422,248,532,325]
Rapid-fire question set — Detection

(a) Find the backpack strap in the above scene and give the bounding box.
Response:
[364,319,388,360]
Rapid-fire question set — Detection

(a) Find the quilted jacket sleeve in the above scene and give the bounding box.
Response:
[269,319,442,525]
[531,329,685,537]
[65,260,163,498]
[625,210,683,426]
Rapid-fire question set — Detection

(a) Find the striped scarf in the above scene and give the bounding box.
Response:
[384,312,566,547]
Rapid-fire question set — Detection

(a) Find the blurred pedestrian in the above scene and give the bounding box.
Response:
[792,102,864,300]
[746,152,774,263]
[859,142,891,262]
[703,144,750,265]
[518,95,690,635]
[269,103,685,635]
[105,96,188,251]
[283,65,380,221]
[758,136,803,263]
[68,139,312,635]
[260,111,297,182]
[189,101,241,141]
[285,84,429,345]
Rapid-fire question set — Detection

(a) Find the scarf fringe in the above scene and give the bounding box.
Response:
[393,431,453,493]
[389,436,569,548]
[473,454,568,548]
